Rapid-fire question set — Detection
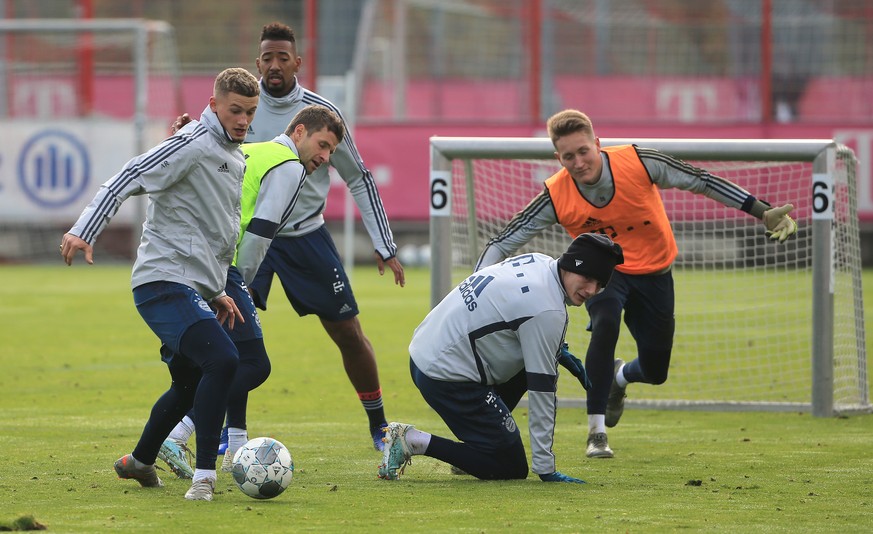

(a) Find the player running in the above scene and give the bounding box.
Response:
[60,68,259,501]
[158,105,346,479]
[474,109,798,459]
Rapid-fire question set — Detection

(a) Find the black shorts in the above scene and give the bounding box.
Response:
[410,359,523,453]
[249,226,359,322]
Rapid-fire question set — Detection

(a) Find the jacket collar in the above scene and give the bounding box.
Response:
[257,76,303,111]
[200,104,241,146]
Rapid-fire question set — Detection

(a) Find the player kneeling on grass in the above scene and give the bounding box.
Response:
[378,233,623,483]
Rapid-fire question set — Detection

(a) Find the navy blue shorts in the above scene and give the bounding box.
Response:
[224,266,263,342]
[410,359,523,452]
[133,281,226,354]
[584,269,675,349]
[249,226,359,322]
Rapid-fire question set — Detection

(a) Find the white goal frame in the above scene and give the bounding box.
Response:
[429,136,869,417]
[0,18,180,154]
[0,18,182,262]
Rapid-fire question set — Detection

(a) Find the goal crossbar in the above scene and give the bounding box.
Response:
[429,136,868,417]
[0,18,182,262]
[431,136,837,161]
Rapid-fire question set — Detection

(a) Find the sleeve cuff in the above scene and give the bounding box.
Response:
[743,197,770,219]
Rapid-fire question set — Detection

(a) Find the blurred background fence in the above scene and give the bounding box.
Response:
[2,0,872,263]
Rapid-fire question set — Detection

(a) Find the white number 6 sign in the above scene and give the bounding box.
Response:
[811,173,833,221]
[430,171,451,217]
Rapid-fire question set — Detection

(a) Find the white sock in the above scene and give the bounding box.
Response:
[167,415,195,444]
[192,469,216,483]
[588,414,606,435]
[615,363,629,388]
[227,427,248,455]
[404,428,431,455]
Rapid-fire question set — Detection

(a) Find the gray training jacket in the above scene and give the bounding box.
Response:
[69,106,245,301]
[246,77,397,260]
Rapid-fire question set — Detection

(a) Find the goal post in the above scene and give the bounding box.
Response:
[429,136,869,416]
[0,18,183,263]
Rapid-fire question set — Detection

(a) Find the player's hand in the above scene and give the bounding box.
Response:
[212,295,244,330]
[539,471,586,484]
[59,233,93,266]
[762,203,797,243]
[557,343,592,391]
[171,113,192,134]
[375,252,406,287]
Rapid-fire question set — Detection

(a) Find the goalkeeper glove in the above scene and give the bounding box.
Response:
[762,203,798,243]
[558,343,592,391]
[539,471,586,484]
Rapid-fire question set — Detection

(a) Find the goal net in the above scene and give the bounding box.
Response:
[430,137,869,416]
[0,19,182,264]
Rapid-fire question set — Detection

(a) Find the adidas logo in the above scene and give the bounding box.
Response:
[575,259,583,267]
[457,274,494,312]
[247,125,254,134]
[338,303,353,314]
[217,162,229,173]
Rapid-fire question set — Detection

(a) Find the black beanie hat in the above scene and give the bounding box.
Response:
[558,233,624,287]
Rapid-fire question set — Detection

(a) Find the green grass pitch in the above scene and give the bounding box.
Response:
[1,264,872,532]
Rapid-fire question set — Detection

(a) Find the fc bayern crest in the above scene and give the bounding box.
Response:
[504,415,517,433]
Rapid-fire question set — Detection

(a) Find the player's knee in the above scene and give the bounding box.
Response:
[324,317,370,353]
[588,301,623,341]
[181,320,240,375]
[210,351,239,386]
[474,454,528,481]
[504,461,529,480]
[244,356,271,391]
[647,369,669,385]
[237,339,271,387]
[258,358,272,385]
[478,440,527,480]
[198,340,239,380]
[496,445,529,480]
[638,357,670,385]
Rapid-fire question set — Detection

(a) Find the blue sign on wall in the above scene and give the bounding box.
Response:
[18,130,90,208]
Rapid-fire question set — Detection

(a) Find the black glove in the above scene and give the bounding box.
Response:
[557,343,592,391]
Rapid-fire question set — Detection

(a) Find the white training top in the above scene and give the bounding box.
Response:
[409,253,570,475]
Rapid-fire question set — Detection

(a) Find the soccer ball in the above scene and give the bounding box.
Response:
[231,437,294,499]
